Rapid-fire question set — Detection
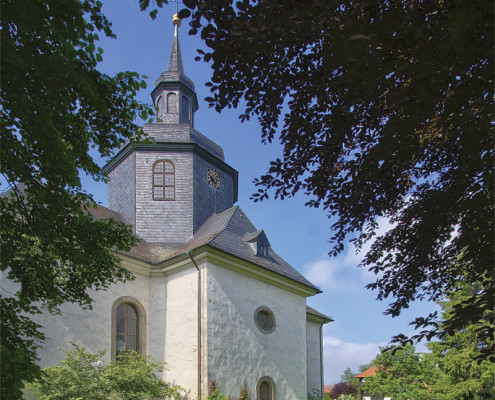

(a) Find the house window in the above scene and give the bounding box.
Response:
[167,92,177,113]
[153,160,175,200]
[111,297,146,359]
[257,376,275,400]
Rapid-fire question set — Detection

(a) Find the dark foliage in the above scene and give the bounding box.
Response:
[1,0,156,396]
[330,381,357,399]
[176,0,494,360]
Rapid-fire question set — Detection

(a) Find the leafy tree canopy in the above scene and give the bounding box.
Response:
[26,345,186,400]
[177,0,494,358]
[1,0,158,396]
[364,345,441,400]
[426,282,495,399]
[340,367,360,392]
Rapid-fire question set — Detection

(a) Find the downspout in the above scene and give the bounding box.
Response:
[319,324,324,397]
[188,251,202,400]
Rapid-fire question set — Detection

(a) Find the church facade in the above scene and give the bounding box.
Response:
[24,20,330,400]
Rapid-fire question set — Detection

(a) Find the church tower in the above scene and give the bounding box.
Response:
[105,17,238,243]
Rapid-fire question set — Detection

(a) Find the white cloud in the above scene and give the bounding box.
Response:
[323,336,384,384]
[302,216,395,292]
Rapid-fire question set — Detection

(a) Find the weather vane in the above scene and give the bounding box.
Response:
[170,0,182,17]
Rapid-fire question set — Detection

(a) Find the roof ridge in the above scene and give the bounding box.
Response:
[205,205,240,245]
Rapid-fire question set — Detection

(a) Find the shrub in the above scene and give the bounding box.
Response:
[26,344,185,400]
[330,381,357,399]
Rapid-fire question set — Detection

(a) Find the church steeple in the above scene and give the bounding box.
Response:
[106,13,238,244]
[167,22,184,74]
[151,14,198,126]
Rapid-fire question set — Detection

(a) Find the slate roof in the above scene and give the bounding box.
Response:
[141,123,225,161]
[91,204,321,293]
[306,305,333,322]
[154,25,195,94]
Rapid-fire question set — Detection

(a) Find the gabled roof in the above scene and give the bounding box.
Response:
[92,204,320,293]
[355,365,379,378]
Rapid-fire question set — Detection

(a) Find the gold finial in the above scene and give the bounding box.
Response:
[173,13,181,27]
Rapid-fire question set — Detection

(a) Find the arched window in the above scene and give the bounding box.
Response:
[111,297,146,359]
[157,95,164,117]
[181,96,190,120]
[153,160,175,200]
[167,92,177,113]
[256,376,275,400]
[116,303,139,355]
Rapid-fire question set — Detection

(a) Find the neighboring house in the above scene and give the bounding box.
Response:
[7,17,332,400]
[323,384,334,395]
[355,366,391,400]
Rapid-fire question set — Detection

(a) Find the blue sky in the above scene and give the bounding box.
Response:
[85,0,438,384]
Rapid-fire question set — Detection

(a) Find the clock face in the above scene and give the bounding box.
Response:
[207,169,221,188]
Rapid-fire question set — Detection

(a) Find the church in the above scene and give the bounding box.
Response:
[28,16,331,400]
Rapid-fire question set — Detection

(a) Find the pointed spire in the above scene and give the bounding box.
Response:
[151,13,198,126]
[167,16,184,73]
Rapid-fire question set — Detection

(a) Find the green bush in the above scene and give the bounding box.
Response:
[26,344,185,400]
[203,389,229,400]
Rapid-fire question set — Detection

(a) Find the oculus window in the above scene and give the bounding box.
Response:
[254,306,276,334]
[153,160,175,200]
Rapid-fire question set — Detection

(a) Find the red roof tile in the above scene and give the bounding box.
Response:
[355,365,379,378]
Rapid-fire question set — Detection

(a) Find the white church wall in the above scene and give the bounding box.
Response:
[18,271,151,368]
[306,319,324,397]
[163,266,201,399]
[206,262,308,400]
[148,274,167,365]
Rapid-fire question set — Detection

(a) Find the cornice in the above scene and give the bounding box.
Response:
[189,247,320,298]
[306,312,333,325]
[104,141,238,203]
[115,245,319,298]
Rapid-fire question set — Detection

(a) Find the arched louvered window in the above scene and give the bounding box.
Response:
[157,95,164,117]
[181,96,190,120]
[167,92,177,113]
[116,303,139,356]
[153,160,175,200]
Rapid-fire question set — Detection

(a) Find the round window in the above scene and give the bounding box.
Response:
[254,306,276,334]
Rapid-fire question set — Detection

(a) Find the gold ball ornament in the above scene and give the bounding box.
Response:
[173,14,181,27]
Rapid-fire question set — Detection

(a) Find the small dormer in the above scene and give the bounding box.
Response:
[244,230,271,258]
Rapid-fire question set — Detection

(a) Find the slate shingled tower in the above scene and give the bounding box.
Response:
[104,23,238,243]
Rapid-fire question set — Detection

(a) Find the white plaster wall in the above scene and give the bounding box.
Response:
[206,263,308,400]
[149,275,167,365]
[164,266,200,399]
[306,320,323,397]
[4,271,153,368]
